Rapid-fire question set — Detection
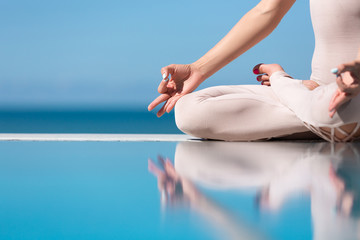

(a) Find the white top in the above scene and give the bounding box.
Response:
[310,0,360,85]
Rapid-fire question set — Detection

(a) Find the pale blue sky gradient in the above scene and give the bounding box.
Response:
[0,0,314,109]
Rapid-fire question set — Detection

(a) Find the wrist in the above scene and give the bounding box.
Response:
[190,61,208,82]
[192,56,221,79]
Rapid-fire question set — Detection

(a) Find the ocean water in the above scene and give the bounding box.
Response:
[0,109,181,134]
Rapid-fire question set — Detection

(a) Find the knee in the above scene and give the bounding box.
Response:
[174,94,210,138]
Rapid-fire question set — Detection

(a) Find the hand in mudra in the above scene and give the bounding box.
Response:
[329,60,360,118]
[148,64,204,117]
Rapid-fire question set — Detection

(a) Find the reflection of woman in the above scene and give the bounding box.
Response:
[149,142,360,240]
[148,0,360,142]
[148,156,270,240]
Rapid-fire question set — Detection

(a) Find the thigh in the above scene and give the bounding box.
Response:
[175,85,312,141]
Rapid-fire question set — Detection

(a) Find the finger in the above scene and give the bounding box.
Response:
[329,90,340,112]
[157,155,166,168]
[157,175,166,192]
[329,92,348,118]
[329,109,336,118]
[164,159,178,179]
[158,78,169,94]
[161,65,176,79]
[165,95,182,113]
[257,74,269,82]
[329,96,338,118]
[165,182,175,196]
[156,101,167,117]
[159,68,176,94]
[329,90,343,111]
[148,159,164,176]
[335,74,348,92]
[166,99,176,113]
[336,61,358,74]
[350,71,360,82]
[148,94,170,111]
[165,98,175,113]
[163,98,173,114]
[159,65,177,93]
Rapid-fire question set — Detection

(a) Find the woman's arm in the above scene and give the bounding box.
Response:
[193,0,296,79]
[149,0,296,116]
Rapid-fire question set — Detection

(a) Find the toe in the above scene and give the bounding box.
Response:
[256,75,269,82]
[253,63,264,75]
[261,80,271,86]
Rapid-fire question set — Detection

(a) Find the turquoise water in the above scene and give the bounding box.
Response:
[1,141,359,239]
[0,109,180,133]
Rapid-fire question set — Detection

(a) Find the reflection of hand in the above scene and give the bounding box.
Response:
[329,164,356,217]
[329,60,360,118]
[148,156,200,205]
[148,64,205,117]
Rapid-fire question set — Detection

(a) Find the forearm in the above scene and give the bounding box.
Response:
[193,0,296,80]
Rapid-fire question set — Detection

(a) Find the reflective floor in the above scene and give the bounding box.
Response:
[0,141,359,239]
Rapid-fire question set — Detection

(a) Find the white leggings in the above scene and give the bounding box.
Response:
[174,84,316,141]
[174,74,360,142]
[270,71,360,142]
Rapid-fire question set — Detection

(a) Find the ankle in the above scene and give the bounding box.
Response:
[302,80,320,90]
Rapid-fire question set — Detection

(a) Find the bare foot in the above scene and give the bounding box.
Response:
[253,63,285,76]
[253,63,320,90]
[253,63,285,86]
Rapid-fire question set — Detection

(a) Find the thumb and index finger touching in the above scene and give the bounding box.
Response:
[147,65,177,115]
[329,61,360,117]
[333,61,360,93]
[336,61,360,75]
[157,65,176,94]
[335,61,360,83]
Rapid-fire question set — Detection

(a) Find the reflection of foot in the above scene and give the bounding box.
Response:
[253,63,320,90]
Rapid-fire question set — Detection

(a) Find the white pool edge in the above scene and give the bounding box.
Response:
[0,134,199,142]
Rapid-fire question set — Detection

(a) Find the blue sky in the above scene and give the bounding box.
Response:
[0,0,314,109]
